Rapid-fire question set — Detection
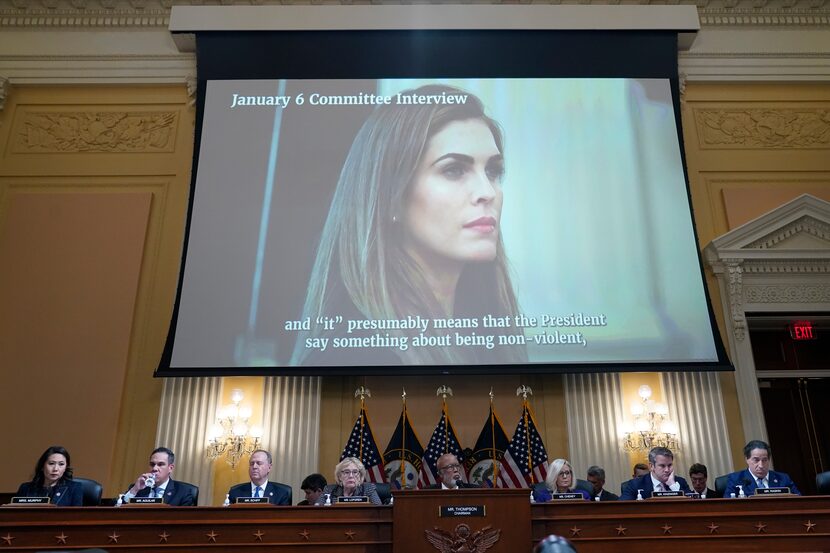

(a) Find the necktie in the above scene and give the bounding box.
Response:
[153,487,161,498]
[757,478,765,489]
[255,486,262,498]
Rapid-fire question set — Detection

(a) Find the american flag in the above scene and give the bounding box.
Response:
[418,407,465,488]
[496,403,548,488]
[340,406,385,483]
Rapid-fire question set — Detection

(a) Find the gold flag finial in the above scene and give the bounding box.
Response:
[354,386,371,401]
[516,385,533,400]
[436,385,453,400]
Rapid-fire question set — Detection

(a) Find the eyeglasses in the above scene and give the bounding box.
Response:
[438,464,461,472]
[339,469,361,477]
[558,471,572,477]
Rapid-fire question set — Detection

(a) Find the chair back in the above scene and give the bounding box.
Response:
[714,475,728,498]
[375,482,391,505]
[177,481,199,505]
[620,479,632,495]
[816,471,830,495]
[574,479,593,495]
[274,482,292,505]
[73,477,103,506]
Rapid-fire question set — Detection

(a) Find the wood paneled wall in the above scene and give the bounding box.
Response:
[0,84,194,495]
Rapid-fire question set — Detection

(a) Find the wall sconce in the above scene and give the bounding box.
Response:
[206,388,263,469]
[621,385,679,453]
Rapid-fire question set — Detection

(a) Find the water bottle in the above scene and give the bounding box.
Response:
[144,474,156,489]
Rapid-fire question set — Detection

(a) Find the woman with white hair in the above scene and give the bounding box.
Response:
[532,458,590,502]
[316,456,382,505]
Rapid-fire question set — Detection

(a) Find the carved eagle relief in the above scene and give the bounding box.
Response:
[425,523,501,553]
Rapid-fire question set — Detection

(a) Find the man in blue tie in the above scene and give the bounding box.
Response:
[619,446,691,500]
[123,447,197,506]
[724,440,801,497]
[227,450,291,505]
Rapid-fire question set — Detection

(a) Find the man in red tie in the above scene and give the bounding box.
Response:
[620,447,691,500]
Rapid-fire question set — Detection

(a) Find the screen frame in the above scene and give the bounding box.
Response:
[156,27,732,377]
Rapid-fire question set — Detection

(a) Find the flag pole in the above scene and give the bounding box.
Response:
[517,385,534,484]
[354,386,371,462]
[437,385,453,455]
[490,388,500,485]
[400,388,407,489]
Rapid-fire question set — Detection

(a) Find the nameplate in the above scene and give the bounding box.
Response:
[652,490,684,498]
[236,497,269,504]
[684,492,701,499]
[551,493,583,501]
[337,496,369,503]
[130,497,163,504]
[11,497,50,504]
[754,487,790,496]
[439,505,485,517]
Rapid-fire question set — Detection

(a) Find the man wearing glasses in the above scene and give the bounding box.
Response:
[428,454,480,490]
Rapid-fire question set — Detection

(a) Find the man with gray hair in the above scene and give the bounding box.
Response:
[620,446,691,500]
[586,466,618,501]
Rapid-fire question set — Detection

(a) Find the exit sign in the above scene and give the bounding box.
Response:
[789,321,816,341]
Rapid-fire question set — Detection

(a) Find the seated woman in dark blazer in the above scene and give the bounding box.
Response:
[16,446,83,506]
[532,459,590,502]
[316,457,382,505]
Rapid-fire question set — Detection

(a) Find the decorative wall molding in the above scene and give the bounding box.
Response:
[0,75,7,111]
[744,283,830,302]
[704,193,830,445]
[0,0,829,29]
[742,260,830,273]
[1,2,828,83]
[693,108,830,149]
[744,215,830,248]
[14,110,177,153]
[725,260,747,342]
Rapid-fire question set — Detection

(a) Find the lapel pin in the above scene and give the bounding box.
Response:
[269,492,273,496]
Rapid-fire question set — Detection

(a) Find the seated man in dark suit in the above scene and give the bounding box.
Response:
[724,440,801,497]
[586,465,618,501]
[689,463,717,498]
[227,450,291,505]
[620,446,690,500]
[427,454,480,490]
[122,447,196,506]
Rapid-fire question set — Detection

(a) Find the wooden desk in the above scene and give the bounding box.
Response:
[0,505,392,552]
[1,496,828,552]
[533,495,830,552]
